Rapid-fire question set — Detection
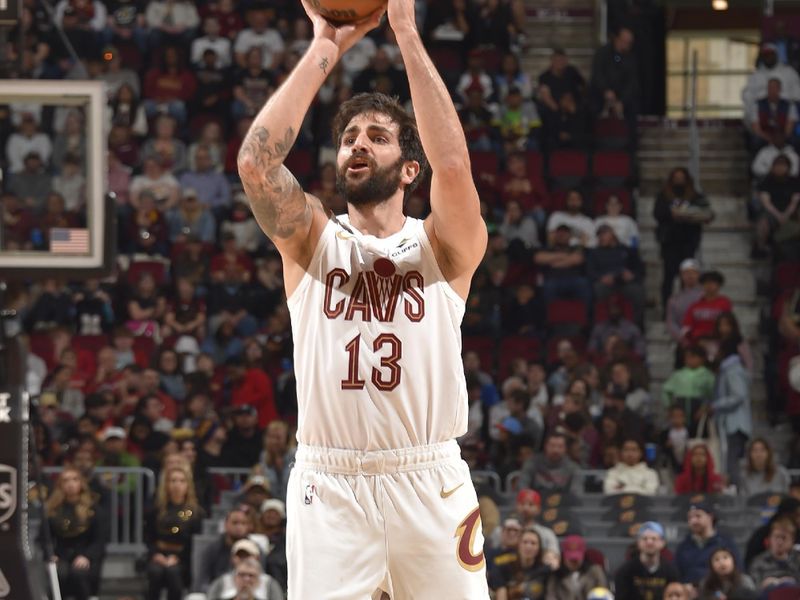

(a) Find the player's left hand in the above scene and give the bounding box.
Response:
[387,0,418,34]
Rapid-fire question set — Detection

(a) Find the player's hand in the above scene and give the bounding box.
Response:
[387,0,418,35]
[301,0,384,58]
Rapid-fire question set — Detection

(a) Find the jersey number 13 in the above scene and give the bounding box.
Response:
[341,333,402,392]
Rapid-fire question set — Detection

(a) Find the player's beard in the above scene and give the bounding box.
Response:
[336,155,405,207]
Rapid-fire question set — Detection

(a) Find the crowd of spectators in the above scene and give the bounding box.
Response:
[2,1,800,599]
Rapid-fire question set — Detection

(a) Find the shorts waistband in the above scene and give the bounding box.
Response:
[294,440,461,475]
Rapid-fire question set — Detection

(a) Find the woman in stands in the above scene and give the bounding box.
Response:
[739,437,790,497]
[46,467,107,600]
[710,311,754,374]
[144,463,205,600]
[698,547,756,599]
[674,442,725,494]
[653,167,713,317]
[493,527,552,600]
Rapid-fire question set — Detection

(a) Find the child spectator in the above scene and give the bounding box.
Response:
[749,518,800,592]
[659,405,690,473]
[661,344,715,434]
[681,271,732,344]
[603,437,660,495]
[740,438,791,497]
[698,547,756,600]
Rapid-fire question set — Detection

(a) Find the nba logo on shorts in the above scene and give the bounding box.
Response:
[304,484,316,505]
[0,465,17,528]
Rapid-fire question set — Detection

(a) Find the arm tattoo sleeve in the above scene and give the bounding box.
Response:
[238,126,310,240]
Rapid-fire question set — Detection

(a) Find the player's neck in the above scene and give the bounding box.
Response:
[347,197,407,239]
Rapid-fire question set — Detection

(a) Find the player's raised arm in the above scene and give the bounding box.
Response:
[237,2,383,286]
[388,0,487,299]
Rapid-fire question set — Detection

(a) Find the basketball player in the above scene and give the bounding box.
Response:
[237,0,488,597]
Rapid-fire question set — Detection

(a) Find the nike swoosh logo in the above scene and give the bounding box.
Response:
[440,482,464,498]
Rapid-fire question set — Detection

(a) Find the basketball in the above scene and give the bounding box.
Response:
[308,0,386,23]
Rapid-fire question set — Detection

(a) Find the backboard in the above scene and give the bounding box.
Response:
[1,79,113,279]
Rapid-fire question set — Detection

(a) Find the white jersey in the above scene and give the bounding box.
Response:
[286,215,468,450]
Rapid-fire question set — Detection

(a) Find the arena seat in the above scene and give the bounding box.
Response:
[284,148,314,182]
[774,261,800,289]
[546,299,589,329]
[593,118,630,150]
[593,295,634,322]
[592,151,632,187]
[547,150,588,189]
[126,257,170,287]
[768,586,800,600]
[462,335,496,374]
[498,336,542,379]
[73,334,111,354]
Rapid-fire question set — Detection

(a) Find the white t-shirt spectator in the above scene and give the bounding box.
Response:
[234,28,285,70]
[191,35,232,68]
[499,216,540,248]
[547,211,597,247]
[752,143,800,178]
[456,71,495,103]
[5,133,52,173]
[594,214,640,247]
[339,37,377,76]
[145,0,200,31]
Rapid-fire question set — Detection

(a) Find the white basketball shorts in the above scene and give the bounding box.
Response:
[286,440,489,599]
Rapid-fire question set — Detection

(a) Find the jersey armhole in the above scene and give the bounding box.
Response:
[416,219,466,309]
[286,218,334,308]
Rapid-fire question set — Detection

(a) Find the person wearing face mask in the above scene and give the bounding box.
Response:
[653,167,714,317]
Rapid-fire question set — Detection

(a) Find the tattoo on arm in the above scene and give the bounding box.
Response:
[319,57,329,74]
[238,125,311,240]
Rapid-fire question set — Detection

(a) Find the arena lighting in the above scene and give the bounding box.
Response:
[712,0,728,10]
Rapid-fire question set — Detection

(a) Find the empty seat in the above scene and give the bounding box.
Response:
[548,150,588,189]
[546,299,588,328]
[498,336,542,379]
[592,150,632,186]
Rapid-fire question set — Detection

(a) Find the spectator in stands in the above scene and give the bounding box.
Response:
[235,474,272,514]
[595,194,639,248]
[547,339,586,395]
[544,534,607,600]
[142,45,197,124]
[535,224,591,307]
[352,47,410,103]
[182,145,232,215]
[39,191,80,248]
[748,518,800,593]
[258,498,288,590]
[1,190,34,249]
[188,122,226,173]
[745,498,800,569]
[674,443,724,494]
[156,348,186,401]
[603,437,660,495]
[53,153,86,213]
[23,278,74,332]
[193,507,254,592]
[742,44,800,128]
[502,282,543,336]
[145,0,199,49]
[102,47,141,99]
[740,438,791,497]
[494,151,550,223]
[142,114,188,174]
[233,4,284,70]
[46,467,107,600]
[144,463,205,600]
[537,48,586,121]
[226,354,277,429]
[659,405,690,473]
[128,189,170,255]
[519,432,580,493]
[662,582,691,600]
[221,404,263,468]
[492,527,552,600]
[752,132,799,181]
[108,123,141,168]
[196,420,227,473]
[608,360,653,423]
[126,271,166,339]
[206,547,284,600]
[73,278,115,335]
[675,501,740,587]
[232,46,277,121]
[654,168,713,314]
[547,189,596,248]
[711,339,752,488]
[457,82,496,152]
[191,16,232,68]
[487,517,523,583]
[615,522,680,600]
[257,420,295,502]
[109,81,147,136]
[754,154,800,257]
[544,91,590,152]
[5,112,52,173]
[587,223,645,324]
[681,271,732,345]
[590,26,638,118]
[7,150,52,213]
[709,312,754,374]
[589,298,646,359]
[489,376,527,443]
[661,344,715,435]
[163,277,206,341]
[666,259,703,345]
[499,199,540,254]
[130,156,181,211]
[699,547,756,600]
[494,86,542,153]
[167,188,216,244]
[496,52,534,103]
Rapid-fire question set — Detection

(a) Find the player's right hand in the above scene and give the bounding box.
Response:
[300,0,384,59]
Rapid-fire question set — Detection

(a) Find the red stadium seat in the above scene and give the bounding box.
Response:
[132,336,156,365]
[774,261,800,289]
[462,336,495,374]
[73,334,111,354]
[498,336,542,379]
[548,189,568,212]
[594,296,634,322]
[29,332,55,370]
[592,151,632,183]
[525,150,544,179]
[284,148,314,180]
[768,587,800,600]
[127,258,170,287]
[592,188,633,216]
[546,299,588,327]
[470,151,500,180]
[548,150,588,186]
[594,118,630,149]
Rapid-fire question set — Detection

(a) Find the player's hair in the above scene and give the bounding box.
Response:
[331,92,429,197]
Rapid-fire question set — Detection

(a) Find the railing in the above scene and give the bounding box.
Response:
[42,466,155,554]
[687,49,701,190]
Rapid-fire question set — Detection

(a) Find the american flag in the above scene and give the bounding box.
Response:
[50,228,90,254]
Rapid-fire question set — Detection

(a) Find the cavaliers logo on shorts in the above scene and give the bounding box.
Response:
[454,506,485,572]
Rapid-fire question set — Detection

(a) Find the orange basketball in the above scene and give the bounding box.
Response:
[308,0,387,23]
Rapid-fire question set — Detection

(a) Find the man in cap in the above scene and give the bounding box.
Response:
[202,539,285,600]
[486,517,523,582]
[545,534,607,599]
[193,507,255,592]
[510,488,560,566]
[222,403,263,467]
[615,521,680,600]
[236,474,272,513]
[675,501,741,587]
[259,499,288,592]
[665,259,703,343]
[97,425,141,492]
[680,271,732,344]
